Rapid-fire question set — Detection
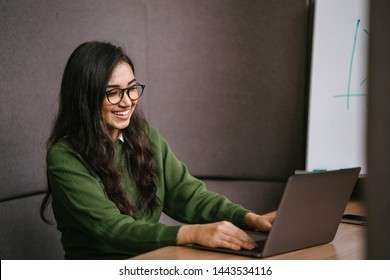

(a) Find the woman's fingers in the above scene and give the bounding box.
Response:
[245,212,275,232]
[177,221,258,250]
[220,231,256,250]
[198,221,257,250]
[221,223,257,250]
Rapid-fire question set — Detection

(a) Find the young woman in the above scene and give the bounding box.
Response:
[41,41,273,259]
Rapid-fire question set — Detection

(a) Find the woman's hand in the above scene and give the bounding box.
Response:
[244,212,275,232]
[177,221,257,251]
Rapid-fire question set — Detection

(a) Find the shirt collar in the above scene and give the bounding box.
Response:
[118,132,124,143]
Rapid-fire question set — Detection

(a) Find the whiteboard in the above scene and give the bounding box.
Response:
[306,0,370,174]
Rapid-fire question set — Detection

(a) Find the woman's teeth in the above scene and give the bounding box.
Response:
[113,110,129,116]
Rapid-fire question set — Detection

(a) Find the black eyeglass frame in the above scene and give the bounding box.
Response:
[105,83,145,105]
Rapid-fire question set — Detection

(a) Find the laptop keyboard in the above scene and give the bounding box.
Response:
[255,238,267,251]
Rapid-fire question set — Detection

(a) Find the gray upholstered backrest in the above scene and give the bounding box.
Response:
[144,0,309,180]
[0,194,63,259]
[0,0,310,259]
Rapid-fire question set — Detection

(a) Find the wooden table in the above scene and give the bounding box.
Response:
[132,200,366,260]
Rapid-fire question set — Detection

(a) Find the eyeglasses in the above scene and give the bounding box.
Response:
[105,83,145,105]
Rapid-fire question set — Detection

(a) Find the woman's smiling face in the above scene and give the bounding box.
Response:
[101,61,138,140]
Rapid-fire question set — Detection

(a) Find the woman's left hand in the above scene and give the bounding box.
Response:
[244,212,275,232]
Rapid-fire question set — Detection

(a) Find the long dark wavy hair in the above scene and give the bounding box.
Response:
[41,41,160,222]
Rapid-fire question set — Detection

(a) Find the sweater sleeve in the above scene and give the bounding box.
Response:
[47,141,180,258]
[150,128,250,228]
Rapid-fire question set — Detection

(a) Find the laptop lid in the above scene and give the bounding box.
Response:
[191,167,361,258]
[262,167,361,257]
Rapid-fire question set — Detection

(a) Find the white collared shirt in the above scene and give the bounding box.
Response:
[118,132,124,143]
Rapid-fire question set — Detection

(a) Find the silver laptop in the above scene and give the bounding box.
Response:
[191,167,361,258]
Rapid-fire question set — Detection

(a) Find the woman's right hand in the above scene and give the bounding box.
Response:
[177,221,257,251]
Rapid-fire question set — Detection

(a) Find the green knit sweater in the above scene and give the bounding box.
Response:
[47,126,249,259]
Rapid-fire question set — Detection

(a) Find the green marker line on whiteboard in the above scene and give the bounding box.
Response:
[346,19,361,110]
[332,19,369,109]
[360,77,368,86]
